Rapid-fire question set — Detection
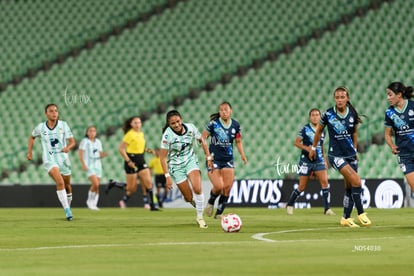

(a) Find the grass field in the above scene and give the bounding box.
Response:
[0,207,413,275]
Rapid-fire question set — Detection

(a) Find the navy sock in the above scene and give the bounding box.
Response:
[321,188,330,211]
[343,189,354,218]
[143,194,149,205]
[122,194,130,203]
[115,181,126,190]
[215,195,229,215]
[287,189,301,206]
[208,190,220,205]
[351,187,364,215]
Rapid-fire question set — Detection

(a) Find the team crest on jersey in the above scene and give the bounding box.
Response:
[349,116,354,123]
[409,109,414,116]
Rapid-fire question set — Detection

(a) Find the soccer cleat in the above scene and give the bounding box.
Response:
[105,179,116,194]
[86,200,94,210]
[214,214,222,220]
[205,203,214,217]
[357,212,372,226]
[340,217,360,228]
[119,200,126,209]
[324,209,336,216]
[196,218,208,229]
[286,206,294,215]
[150,206,160,211]
[64,208,73,221]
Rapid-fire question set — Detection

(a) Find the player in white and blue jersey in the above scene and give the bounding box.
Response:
[384,82,414,192]
[202,102,247,219]
[27,103,76,221]
[159,110,213,229]
[79,126,108,211]
[309,87,371,227]
[286,108,334,216]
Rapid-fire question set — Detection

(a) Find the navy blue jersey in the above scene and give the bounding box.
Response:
[206,118,241,162]
[320,106,358,158]
[298,123,325,163]
[384,100,414,157]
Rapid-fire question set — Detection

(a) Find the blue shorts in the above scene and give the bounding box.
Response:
[328,155,358,172]
[207,159,234,172]
[398,155,414,175]
[297,161,326,176]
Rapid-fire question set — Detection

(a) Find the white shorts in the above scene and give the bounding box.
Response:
[43,157,71,176]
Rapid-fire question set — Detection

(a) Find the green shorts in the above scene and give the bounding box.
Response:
[169,157,200,184]
[86,166,102,178]
[43,158,71,176]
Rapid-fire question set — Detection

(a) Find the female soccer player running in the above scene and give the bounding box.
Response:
[202,102,247,219]
[384,82,414,191]
[159,110,212,228]
[309,87,371,228]
[79,125,108,210]
[27,103,76,221]
[286,108,335,215]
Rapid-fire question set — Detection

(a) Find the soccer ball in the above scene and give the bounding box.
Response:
[221,213,242,232]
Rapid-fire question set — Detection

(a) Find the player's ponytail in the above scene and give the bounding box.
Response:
[162,110,182,133]
[388,82,414,99]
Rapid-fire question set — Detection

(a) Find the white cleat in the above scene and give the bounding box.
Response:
[196,218,208,229]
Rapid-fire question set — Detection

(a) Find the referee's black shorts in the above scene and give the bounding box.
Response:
[124,153,148,174]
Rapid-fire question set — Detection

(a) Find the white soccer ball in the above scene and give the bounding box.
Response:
[221,213,242,232]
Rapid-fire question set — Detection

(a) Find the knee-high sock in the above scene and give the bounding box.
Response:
[147,189,155,208]
[343,189,354,218]
[351,187,364,215]
[194,193,205,219]
[321,188,330,211]
[208,190,220,205]
[57,189,69,209]
[93,193,99,207]
[114,181,126,190]
[67,193,72,207]
[216,195,229,215]
[287,189,301,206]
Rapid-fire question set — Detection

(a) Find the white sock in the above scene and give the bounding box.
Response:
[194,193,204,219]
[67,193,72,207]
[93,193,99,208]
[56,189,69,209]
[88,191,93,202]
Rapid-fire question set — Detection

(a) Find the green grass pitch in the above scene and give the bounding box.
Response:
[0,207,413,275]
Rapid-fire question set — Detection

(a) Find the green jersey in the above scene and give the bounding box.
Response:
[32,120,73,166]
[160,123,201,168]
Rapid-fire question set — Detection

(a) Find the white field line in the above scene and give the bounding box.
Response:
[1,226,411,252]
[251,225,413,243]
